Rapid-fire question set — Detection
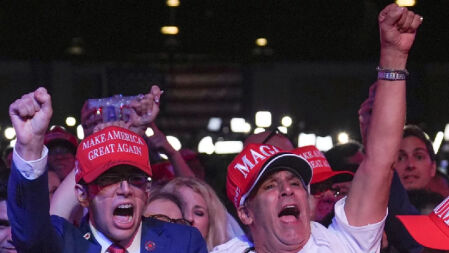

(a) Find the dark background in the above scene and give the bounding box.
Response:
[0,0,448,156]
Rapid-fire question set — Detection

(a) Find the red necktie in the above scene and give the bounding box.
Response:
[106,244,127,253]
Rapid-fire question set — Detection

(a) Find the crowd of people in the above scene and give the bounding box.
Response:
[0,3,448,253]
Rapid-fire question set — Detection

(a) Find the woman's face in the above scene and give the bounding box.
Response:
[177,186,209,239]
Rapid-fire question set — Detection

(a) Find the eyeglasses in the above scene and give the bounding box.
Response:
[310,182,346,199]
[93,174,151,189]
[148,214,192,226]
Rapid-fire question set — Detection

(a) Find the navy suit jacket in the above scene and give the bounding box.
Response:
[7,162,208,253]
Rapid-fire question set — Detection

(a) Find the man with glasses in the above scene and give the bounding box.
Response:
[7,87,207,253]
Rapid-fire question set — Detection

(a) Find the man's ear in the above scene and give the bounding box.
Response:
[237,204,253,226]
[75,184,89,208]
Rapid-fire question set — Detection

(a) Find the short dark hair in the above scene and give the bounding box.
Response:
[403,125,436,161]
[325,141,363,173]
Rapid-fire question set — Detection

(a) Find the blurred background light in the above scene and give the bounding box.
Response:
[281,116,292,127]
[167,136,182,151]
[65,116,76,127]
[255,111,271,128]
[198,136,215,154]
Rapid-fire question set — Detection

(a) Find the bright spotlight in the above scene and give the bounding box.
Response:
[396,0,416,7]
[298,133,316,147]
[166,136,182,151]
[434,131,444,154]
[161,26,179,35]
[145,128,154,137]
[278,126,287,134]
[215,141,243,154]
[281,116,292,127]
[254,128,265,134]
[10,139,17,147]
[208,117,222,132]
[198,136,215,154]
[256,38,268,47]
[337,132,349,144]
[444,124,449,141]
[255,111,271,128]
[230,118,248,133]
[166,0,180,7]
[4,127,16,140]
[316,136,333,151]
[65,116,77,127]
[76,124,84,140]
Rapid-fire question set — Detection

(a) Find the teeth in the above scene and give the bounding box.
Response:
[118,204,133,209]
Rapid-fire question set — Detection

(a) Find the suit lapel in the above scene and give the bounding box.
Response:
[140,218,170,253]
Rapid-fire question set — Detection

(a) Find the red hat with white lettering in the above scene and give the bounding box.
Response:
[75,126,151,183]
[226,143,312,208]
[397,196,449,250]
[293,145,354,184]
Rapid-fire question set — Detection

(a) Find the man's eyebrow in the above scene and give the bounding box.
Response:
[413,147,428,153]
[0,219,10,226]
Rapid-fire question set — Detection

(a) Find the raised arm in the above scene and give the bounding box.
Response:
[10,87,52,160]
[345,4,423,226]
[7,88,61,252]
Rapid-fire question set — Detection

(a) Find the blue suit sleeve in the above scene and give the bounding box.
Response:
[385,171,422,253]
[7,162,62,253]
[188,226,208,253]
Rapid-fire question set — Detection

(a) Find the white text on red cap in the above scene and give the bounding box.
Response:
[434,197,449,225]
[82,129,145,160]
[233,145,281,178]
[297,149,330,169]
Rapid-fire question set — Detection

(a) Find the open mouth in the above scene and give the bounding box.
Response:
[113,203,134,225]
[278,205,300,221]
[403,175,419,182]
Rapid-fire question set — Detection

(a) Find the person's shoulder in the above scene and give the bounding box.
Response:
[210,236,252,253]
[142,217,201,236]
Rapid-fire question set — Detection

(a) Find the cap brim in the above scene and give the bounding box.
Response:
[311,170,354,184]
[239,153,312,206]
[81,161,151,183]
[397,215,449,250]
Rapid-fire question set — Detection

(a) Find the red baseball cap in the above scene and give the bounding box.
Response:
[397,196,449,250]
[45,126,78,153]
[226,143,312,208]
[293,145,354,184]
[75,126,151,183]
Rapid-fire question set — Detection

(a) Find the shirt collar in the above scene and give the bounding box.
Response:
[89,220,142,253]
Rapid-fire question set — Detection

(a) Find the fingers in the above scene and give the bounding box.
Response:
[9,91,42,119]
[379,4,405,25]
[409,13,423,33]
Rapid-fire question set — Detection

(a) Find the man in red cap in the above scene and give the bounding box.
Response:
[212,4,422,253]
[7,87,207,253]
[45,125,78,180]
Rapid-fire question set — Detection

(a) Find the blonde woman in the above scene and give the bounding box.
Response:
[161,177,233,251]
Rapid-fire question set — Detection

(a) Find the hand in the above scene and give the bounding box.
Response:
[92,121,130,133]
[128,85,163,135]
[378,4,423,68]
[358,83,377,147]
[147,122,176,156]
[80,101,102,137]
[9,87,53,159]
